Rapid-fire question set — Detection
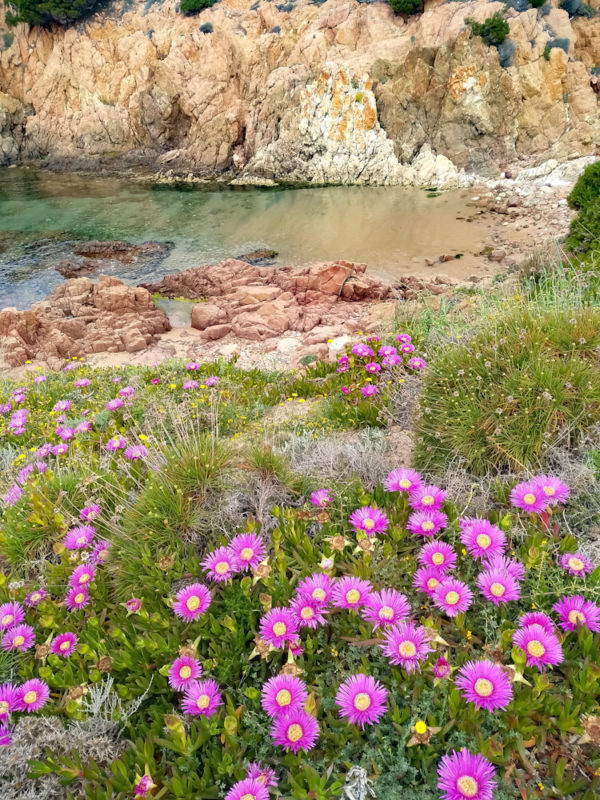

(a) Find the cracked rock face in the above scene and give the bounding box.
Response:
[0,0,598,184]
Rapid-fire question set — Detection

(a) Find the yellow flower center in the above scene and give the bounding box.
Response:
[60,640,71,651]
[354,692,371,711]
[527,640,546,658]
[30,593,41,603]
[543,486,555,497]
[300,607,314,620]
[474,678,494,697]
[490,582,505,597]
[523,493,536,505]
[0,701,9,714]
[457,776,479,798]
[196,694,210,710]
[287,723,304,742]
[74,593,85,603]
[445,591,460,606]
[568,557,584,572]
[180,666,192,679]
[187,595,201,611]
[1,614,13,626]
[415,720,427,735]
[312,588,326,602]
[427,577,439,590]
[422,495,434,506]
[276,689,292,706]
[399,479,411,488]
[363,518,375,530]
[346,589,360,604]
[272,622,287,636]
[76,536,87,545]
[240,547,254,561]
[240,795,255,800]
[23,691,37,705]
[568,610,585,625]
[476,534,491,549]
[379,606,394,620]
[215,561,229,575]
[398,640,416,657]
[13,635,25,647]
[432,553,445,566]
[422,521,434,531]
[79,573,90,584]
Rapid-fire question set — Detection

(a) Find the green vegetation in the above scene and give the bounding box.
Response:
[3,0,101,26]
[388,0,422,15]
[179,0,218,15]
[566,161,600,257]
[466,13,510,47]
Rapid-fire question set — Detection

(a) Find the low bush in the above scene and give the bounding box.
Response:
[467,13,510,47]
[567,161,600,211]
[389,0,422,14]
[566,161,600,257]
[179,0,218,15]
[4,0,101,26]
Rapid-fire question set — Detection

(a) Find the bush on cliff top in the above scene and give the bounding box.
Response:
[466,13,510,47]
[388,0,422,15]
[566,161,600,256]
[179,0,218,15]
[3,0,101,26]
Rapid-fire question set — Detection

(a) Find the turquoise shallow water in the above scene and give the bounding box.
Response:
[0,167,487,309]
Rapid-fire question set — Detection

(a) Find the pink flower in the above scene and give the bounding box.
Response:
[259,607,298,649]
[186,362,199,370]
[51,632,78,657]
[433,656,451,679]
[559,552,594,577]
[106,398,124,411]
[400,342,415,354]
[0,720,13,747]
[202,547,237,583]
[476,568,521,606]
[513,624,563,671]
[64,587,89,611]
[230,533,265,571]
[409,484,446,511]
[224,779,268,800]
[0,602,25,631]
[418,541,456,573]
[2,624,35,652]
[407,509,448,537]
[183,380,198,390]
[17,679,50,712]
[408,357,426,370]
[270,710,319,753]
[437,749,496,800]
[119,386,135,398]
[0,683,20,719]
[349,506,389,537]
[74,378,90,388]
[24,588,47,608]
[360,384,379,398]
[361,588,411,629]
[455,660,513,711]
[518,611,554,634]
[553,594,600,633]
[64,525,96,550]
[331,576,372,610]
[483,554,526,582]
[80,504,101,521]
[378,345,397,357]
[380,621,432,673]
[205,376,220,387]
[296,573,334,607]
[69,563,96,589]
[433,578,473,617]
[382,354,402,368]
[261,674,308,718]
[181,679,222,717]
[365,362,381,374]
[106,435,127,451]
[134,774,156,798]
[384,468,423,493]
[396,333,412,344]
[459,518,506,560]
[413,566,445,596]
[126,598,142,614]
[173,584,212,622]
[510,480,548,514]
[53,400,71,412]
[124,445,148,460]
[290,595,328,629]
[168,656,202,690]
[310,489,332,508]
[91,540,111,565]
[351,343,374,358]
[335,673,388,728]
[533,475,570,506]
[245,762,278,788]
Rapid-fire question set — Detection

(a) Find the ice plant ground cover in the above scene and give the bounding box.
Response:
[0,334,599,800]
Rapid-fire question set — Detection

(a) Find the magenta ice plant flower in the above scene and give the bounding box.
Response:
[106,435,127,451]
[518,611,554,634]
[51,632,78,657]
[64,525,96,550]
[361,588,411,629]
[396,333,412,344]
[365,362,381,374]
[259,607,299,649]
[382,354,402,367]
[125,598,142,614]
[361,385,379,398]
[384,468,423,493]
[482,553,526,582]
[261,674,308,718]
[74,378,90,388]
[65,587,89,611]
[53,400,71,412]
[310,489,332,508]
[477,568,521,606]
[408,357,426,370]
[533,475,570,506]
[380,621,432,673]
[173,584,212,622]
[335,673,388,729]
[437,749,496,800]
[553,594,600,633]
[80,504,101,521]
[459,518,506,560]
[296,573,334,606]
[510,480,548,514]
[400,342,415,353]
[378,345,397,357]
[407,509,448,537]
[418,541,457,573]
[230,533,265,571]
[181,678,222,718]
[124,444,148,460]
[17,679,50,712]
[183,380,198,390]
[91,540,111,565]
[134,774,156,798]
[413,566,445,596]
[0,683,19,719]
[245,762,278,788]
[290,595,328,629]
[0,602,24,631]
[202,547,237,583]
[433,578,473,617]
[349,506,389,537]
[270,709,319,754]
[409,484,446,511]
[351,343,374,358]
[331,576,372,610]
[0,720,13,747]
[69,563,96,589]
[513,624,564,671]
[455,660,513,711]
[205,376,220,387]
[433,656,451,679]
[2,624,35,652]
[168,656,202,691]
[224,779,268,800]
[559,552,594,577]
[106,398,124,411]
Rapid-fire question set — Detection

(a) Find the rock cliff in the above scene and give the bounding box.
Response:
[0,0,598,184]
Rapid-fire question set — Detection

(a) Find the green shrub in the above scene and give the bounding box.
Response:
[567,161,600,210]
[388,0,422,14]
[529,0,546,6]
[179,0,218,15]
[415,307,600,475]
[4,0,101,26]
[466,13,510,46]
[566,202,600,256]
